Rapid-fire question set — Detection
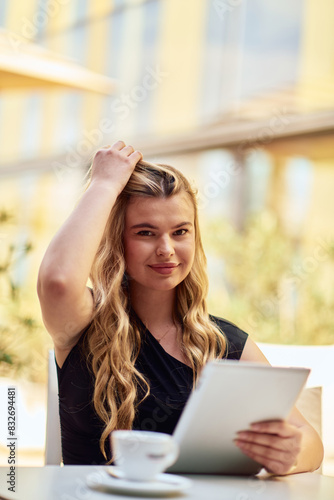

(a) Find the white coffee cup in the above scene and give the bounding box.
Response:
[111,430,179,481]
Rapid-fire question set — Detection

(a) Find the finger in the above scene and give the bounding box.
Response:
[250,420,297,438]
[112,140,126,151]
[129,150,143,163]
[237,445,294,475]
[121,145,134,156]
[235,438,297,461]
[235,440,297,473]
[236,431,285,452]
[236,430,301,453]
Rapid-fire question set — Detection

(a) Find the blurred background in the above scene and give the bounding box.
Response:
[0,0,334,471]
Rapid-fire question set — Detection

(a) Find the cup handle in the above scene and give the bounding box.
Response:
[164,439,179,468]
[145,439,179,469]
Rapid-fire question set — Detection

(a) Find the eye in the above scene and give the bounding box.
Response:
[174,229,188,236]
[136,230,154,236]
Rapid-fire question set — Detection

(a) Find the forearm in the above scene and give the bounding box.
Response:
[289,423,324,474]
[38,181,119,294]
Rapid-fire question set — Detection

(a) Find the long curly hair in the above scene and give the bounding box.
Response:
[84,160,227,461]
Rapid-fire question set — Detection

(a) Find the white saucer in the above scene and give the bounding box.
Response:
[86,467,192,497]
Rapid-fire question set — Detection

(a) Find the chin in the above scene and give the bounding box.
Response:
[146,279,181,292]
[152,282,178,292]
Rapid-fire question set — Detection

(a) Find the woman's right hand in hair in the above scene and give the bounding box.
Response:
[38,140,141,366]
[91,141,142,196]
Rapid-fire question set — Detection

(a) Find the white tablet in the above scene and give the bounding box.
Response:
[168,360,310,475]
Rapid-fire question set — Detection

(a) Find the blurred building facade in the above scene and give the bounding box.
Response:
[0,0,334,342]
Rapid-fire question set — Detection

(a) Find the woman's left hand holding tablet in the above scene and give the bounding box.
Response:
[234,420,302,475]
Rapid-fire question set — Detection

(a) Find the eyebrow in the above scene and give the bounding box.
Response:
[130,221,193,230]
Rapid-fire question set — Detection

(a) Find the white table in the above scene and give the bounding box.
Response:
[1,466,334,500]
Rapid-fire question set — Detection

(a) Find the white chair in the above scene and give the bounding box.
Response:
[258,342,334,474]
[45,349,62,465]
[257,342,325,435]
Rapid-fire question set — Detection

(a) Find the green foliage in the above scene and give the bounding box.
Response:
[0,209,47,382]
[0,351,13,364]
[203,211,334,345]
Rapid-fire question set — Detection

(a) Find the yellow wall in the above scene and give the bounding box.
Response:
[153,0,206,135]
[306,161,334,240]
[81,0,112,138]
[298,0,334,110]
[116,1,145,139]
[2,0,334,164]
[5,0,39,39]
[0,93,29,162]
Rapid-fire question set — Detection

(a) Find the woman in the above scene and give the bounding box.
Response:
[37,141,323,473]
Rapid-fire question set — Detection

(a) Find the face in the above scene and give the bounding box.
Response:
[123,193,195,295]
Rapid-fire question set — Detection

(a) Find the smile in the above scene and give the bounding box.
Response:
[149,264,179,275]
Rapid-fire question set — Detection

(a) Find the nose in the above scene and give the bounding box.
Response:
[156,235,175,257]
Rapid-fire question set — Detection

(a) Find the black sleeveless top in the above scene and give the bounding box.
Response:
[56,315,248,465]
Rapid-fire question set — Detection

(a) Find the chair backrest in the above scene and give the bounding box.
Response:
[257,342,334,474]
[256,342,334,389]
[45,349,62,465]
[296,386,322,439]
[257,343,327,435]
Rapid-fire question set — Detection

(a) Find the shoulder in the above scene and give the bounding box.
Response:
[209,314,249,360]
[209,314,249,342]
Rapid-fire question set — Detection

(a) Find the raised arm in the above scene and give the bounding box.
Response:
[37,141,142,366]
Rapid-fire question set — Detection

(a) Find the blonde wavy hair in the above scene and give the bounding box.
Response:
[84,160,227,461]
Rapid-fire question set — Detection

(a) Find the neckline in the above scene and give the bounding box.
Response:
[133,311,192,370]
[148,329,192,369]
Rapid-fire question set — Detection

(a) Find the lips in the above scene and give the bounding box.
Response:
[149,263,179,275]
[150,263,178,268]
